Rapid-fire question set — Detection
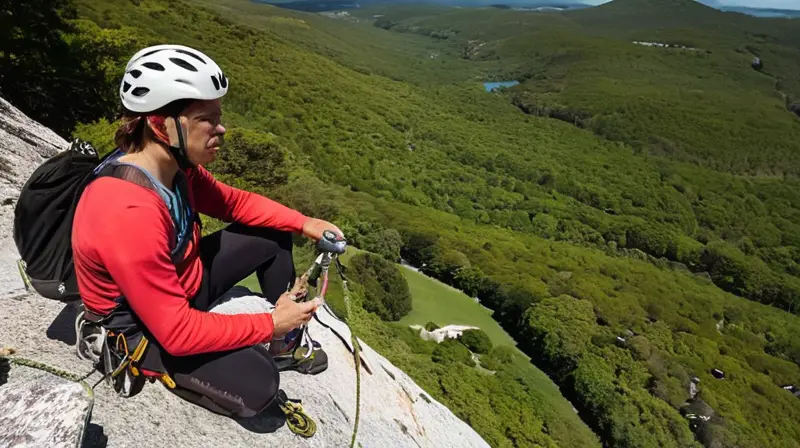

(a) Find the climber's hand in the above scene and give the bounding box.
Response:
[302,217,343,242]
[272,292,320,339]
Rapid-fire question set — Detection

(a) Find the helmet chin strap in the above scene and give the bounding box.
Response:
[168,115,194,171]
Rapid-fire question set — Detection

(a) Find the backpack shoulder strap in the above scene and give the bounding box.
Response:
[96,163,158,193]
[93,158,196,264]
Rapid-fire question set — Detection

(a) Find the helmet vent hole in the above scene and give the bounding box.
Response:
[142,62,165,71]
[211,75,220,90]
[170,57,198,72]
[122,81,132,93]
[141,49,165,59]
[175,79,191,85]
[220,73,228,88]
[129,48,165,65]
[129,69,142,79]
[176,49,206,64]
[131,87,150,97]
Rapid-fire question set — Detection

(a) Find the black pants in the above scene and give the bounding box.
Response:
[159,224,296,418]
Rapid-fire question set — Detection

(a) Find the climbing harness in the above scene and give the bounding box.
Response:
[75,306,103,365]
[2,313,153,398]
[73,302,173,397]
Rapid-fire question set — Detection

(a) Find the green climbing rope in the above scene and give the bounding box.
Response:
[0,354,96,397]
[337,261,361,448]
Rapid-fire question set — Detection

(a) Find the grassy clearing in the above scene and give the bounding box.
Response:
[396,264,518,348]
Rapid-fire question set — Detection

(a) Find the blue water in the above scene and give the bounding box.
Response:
[718,7,800,18]
[484,81,519,92]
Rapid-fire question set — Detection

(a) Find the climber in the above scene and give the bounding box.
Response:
[71,44,340,418]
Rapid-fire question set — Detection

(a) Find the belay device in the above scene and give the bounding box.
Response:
[296,231,372,374]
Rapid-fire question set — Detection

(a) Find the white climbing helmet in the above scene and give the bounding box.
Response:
[120,44,229,113]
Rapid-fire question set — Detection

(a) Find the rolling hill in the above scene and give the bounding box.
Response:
[342,0,800,319]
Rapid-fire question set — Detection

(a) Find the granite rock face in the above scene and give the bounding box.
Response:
[0,364,94,448]
[0,96,67,300]
[0,97,489,448]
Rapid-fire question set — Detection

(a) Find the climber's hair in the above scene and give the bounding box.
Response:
[114,99,193,153]
[114,114,147,154]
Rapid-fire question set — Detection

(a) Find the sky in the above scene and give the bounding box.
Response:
[584,0,800,9]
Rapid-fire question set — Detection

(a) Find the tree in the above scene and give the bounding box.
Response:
[519,295,597,379]
[429,248,471,283]
[459,329,493,354]
[0,0,133,136]
[361,228,404,262]
[400,230,439,267]
[348,252,412,321]
[453,265,485,297]
[337,218,403,260]
[207,127,289,189]
[497,286,542,331]
[480,345,517,370]
[274,174,342,222]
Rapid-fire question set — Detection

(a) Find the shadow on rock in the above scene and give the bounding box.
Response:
[81,423,108,448]
[0,358,9,386]
[234,405,287,434]
[47,302,79,346]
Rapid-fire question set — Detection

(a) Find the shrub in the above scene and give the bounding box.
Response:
[480,345,517,371]
[432,338,474,366]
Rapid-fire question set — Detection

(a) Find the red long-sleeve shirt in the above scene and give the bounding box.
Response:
[72,165,307,356]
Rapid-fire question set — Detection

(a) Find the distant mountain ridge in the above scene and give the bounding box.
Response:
[258,0,591,11]
[263,0,800,17]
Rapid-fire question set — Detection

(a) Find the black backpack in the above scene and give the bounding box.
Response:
[13,139,116,301]
[14,139,196,302]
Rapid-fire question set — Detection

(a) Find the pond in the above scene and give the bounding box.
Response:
[483,81,519,92]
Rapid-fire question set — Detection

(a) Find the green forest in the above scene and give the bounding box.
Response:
[2,0,800,447]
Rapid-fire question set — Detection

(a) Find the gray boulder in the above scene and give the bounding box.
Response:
[0,96,489,448]
[0,361,94,448]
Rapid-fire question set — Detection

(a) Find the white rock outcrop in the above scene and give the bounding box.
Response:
[0,96,489,448]
[410,325,480,344]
